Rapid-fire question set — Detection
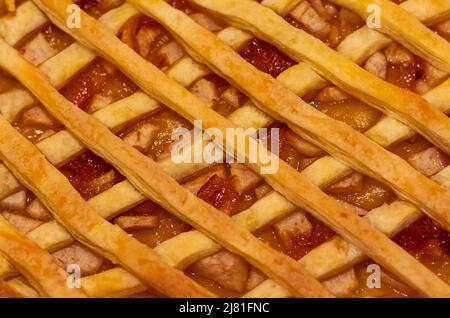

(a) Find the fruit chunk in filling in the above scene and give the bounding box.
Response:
[266,123,323,172]
[61,59,138,113]
[190,74,249,116]
[311,97,382,132]
[389,135,450,176]
[13,105,61,143]
[197,172,259,215]
[188,251,251,294]
[256,210,335,260]
[77,0,124,18]
[167,0,195,14]
[121,15,185,69]
[285,0,364,48]
[239,38,296,78]
[0,281,16,298]
[363,43,448,93]
[394,216,450,285]
[120,15,248,116]
[118,109,192,160]
[116,200,191,248]
[327,177,394,211]
[59,151,124,200]
[17,23,74,59]
[433,19,450,42]
[52,242,105,276]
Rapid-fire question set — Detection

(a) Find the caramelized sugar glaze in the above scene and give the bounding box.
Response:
[1,0,449,297]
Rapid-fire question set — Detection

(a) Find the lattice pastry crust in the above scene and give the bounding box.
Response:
[0,0,449,298]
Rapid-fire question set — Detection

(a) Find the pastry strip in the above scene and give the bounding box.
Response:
[0,2,46,46]
[400,0,450,25]
[28,0,450,297]
[0,215,86,297]
[4,278,40,297]
[260,0,302,15]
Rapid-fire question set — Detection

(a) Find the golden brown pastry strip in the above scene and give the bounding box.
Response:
[331,0,450,72]
[28,0,450,297]
[0,37,331,299]
[260,0,302,16]
[4,278,40,297]
[0,107,214,298]
[401,0,450,25]
[126,0,450,232]
[0,215,86,297]
[0,1,47,47]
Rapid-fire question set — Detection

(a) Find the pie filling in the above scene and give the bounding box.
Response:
[0,0,450,298]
